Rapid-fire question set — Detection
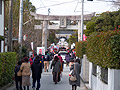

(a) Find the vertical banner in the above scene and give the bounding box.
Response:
[83,34,87,41]
[31,42,33,50]
[31,42,34,56]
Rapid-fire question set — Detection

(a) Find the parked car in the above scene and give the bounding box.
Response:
[58,51,67,63]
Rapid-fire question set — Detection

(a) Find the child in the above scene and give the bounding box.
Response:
[14,61,22,90]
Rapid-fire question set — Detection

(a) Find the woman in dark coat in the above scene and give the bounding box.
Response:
[31,55,42,90]
[69,59,81,90]
[51,56,61,84]
[14,61,22,90]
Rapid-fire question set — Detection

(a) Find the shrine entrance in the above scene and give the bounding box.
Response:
[31,12,95,50]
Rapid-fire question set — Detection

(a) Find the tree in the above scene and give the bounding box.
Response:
[67,30,78,46]
[84,21,96,36]
[47,30,58,47]
[113,0,120,10]
[5,0,37,52]
[85,10,120,36]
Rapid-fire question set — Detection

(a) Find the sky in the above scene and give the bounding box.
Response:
[30,0,117,15]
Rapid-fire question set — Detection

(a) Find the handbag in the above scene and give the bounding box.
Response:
[17,70,22,76]
[69,64,77,81]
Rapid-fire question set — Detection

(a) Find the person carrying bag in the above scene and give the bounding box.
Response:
[14,61,22,90]
[69,59,81,90]
[69,63,77,81]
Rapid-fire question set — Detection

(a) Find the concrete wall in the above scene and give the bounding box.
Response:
[108,69,120,90]
[81,55,89,83]
[89,63,120,90]
[0,0,4,52]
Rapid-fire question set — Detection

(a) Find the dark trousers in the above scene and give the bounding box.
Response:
[23,86,29,90]
[33,78,41,89]
[72,85,77,90]
[53,72,60,83]
[15,76,22,90]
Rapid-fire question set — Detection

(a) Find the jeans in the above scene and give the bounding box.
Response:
[33,79,41,89]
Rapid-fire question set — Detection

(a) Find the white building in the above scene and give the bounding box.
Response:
[82,55,120,90]
[88,62,120,90]
[0,0,5,52]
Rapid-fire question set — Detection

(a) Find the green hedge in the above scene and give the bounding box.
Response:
[0,35,4,41]
[0,52,17,87]
[86,30,120,69]
[75,41,86,58]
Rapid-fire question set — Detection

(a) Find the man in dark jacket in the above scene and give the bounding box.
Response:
[43,51,50,72]
[31,55,42,90]
[14,61,22,90]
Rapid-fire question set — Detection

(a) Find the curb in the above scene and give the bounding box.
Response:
[80,76,91,90]
[0,82,13,90]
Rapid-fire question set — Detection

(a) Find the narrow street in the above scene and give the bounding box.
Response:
[5,63,87,90]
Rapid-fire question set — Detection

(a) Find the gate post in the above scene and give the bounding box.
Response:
[42,20,48,50]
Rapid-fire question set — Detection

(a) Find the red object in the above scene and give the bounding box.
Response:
[39,49,42,54]
[58,56,63,63]
[29,58,33,65]
[83,34,87,41]
[32,50,34,57]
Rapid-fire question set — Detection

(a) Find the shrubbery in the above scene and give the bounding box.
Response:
[0,35,4,40]
[86,30,120,69]
[75,41,86,58]
[0,52,17,87]
[75,30,120,69]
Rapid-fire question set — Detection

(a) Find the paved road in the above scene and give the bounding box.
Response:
[5,64,87,90]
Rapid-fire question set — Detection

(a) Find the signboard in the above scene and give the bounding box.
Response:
[37,47,45,55]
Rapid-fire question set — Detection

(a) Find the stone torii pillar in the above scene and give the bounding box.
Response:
[42,20,48,50]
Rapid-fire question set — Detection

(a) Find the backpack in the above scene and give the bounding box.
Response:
[44,55,50,61]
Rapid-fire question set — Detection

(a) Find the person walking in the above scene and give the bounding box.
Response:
[14,61,22,90]
[29,55,34,65]
[31,55,42,90]
[44,51,50,72]
[65,53,71,66]
[51,56,61,84]
[20,57,31,90]
[69,59,81,90]
[58,53,64,79]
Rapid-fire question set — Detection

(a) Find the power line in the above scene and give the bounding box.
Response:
[36,0,76,10]
[39,0,47,9]
[74,0,81,12]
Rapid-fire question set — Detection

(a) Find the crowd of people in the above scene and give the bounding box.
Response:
[14,49,81,90]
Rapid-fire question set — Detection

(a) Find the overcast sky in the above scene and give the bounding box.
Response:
[30,0,117,15]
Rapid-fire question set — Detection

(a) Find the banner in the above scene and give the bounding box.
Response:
[37,47,45,55]
[31,42,34,50]
[83,34,87,41]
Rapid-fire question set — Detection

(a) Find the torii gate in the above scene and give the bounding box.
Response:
[31,12,95,50]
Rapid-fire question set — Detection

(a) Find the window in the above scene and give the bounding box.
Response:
[0,0,2,15]
[92,63,97,76]
[101,68,108,84]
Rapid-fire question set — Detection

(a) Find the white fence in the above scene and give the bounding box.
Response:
[89,62,120,90]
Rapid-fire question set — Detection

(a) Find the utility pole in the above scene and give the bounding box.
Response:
[81,0,84,41]
[18,0,23,59]
[8,0,13,51]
